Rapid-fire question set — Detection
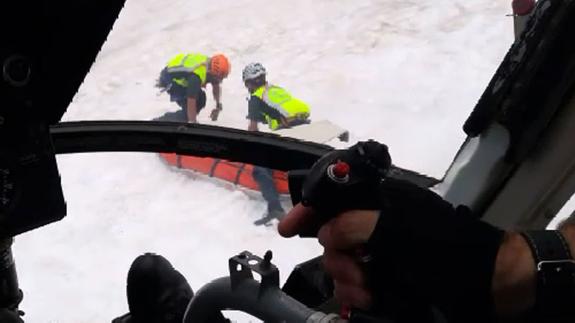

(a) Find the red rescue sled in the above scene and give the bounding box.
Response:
[159,153,290,194]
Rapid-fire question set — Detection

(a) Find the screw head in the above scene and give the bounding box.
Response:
[3,55,32,87]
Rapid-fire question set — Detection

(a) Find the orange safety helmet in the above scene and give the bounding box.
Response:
[209,54,231,79]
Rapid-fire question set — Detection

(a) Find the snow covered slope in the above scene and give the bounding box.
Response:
[65,0,513,177]
[13,0,513,322]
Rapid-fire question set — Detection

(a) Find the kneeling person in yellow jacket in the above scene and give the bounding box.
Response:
[156,53,230,123]
[242,62,311,225]
[243,63,310,131]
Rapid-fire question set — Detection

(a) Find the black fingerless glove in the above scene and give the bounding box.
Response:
[366,178,505,323]
[290,139,505,322]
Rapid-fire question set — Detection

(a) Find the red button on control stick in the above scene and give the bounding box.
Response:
[327,160,350,183]
[333,161,350,179]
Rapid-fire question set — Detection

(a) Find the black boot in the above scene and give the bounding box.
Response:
[253,205,285,226]
[112,253,193,323]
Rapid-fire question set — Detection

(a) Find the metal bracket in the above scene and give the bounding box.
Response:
[229,250,280,298]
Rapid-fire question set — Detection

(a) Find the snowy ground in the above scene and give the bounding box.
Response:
[13,0,515,322]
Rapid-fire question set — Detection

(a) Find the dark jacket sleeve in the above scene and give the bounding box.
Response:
[247,96,284,123]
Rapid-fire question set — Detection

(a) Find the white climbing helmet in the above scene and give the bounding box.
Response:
[242,62,266,82]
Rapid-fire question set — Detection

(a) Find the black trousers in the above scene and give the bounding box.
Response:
[252,166,283,212]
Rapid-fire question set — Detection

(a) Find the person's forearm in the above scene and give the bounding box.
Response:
[213,84,221,105]
[493,224,575,320]
[187,97,198,123]
[492,232,536,319]
[560,223,575,255]
[248,121,258,132]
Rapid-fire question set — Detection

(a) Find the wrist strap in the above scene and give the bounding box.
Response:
[521,230,575,322]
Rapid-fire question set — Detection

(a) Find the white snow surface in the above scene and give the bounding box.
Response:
[13,0,514,322]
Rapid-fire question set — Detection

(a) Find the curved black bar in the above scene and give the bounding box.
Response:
[49,121,333,171]
[49,121,440,187]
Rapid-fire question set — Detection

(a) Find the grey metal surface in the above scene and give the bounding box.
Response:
[482,92,575,230]
[433,124,510,212]
[183,276,320,323]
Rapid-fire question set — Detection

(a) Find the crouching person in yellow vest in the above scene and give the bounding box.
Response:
[155,53,230,123]
[242,62,311,225]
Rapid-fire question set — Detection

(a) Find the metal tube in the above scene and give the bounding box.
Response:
[183,276,333,323]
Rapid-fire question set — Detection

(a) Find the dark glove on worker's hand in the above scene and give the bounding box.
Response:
[210,104,222,121]
[366,178,505,323]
